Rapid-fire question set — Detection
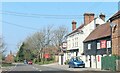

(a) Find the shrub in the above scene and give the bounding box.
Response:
[64,59,69,65]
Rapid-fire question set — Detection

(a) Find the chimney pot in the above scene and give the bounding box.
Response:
[99,13,105,21]
[72,20,77,31]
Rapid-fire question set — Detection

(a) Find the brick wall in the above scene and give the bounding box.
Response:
[112,18,120,56]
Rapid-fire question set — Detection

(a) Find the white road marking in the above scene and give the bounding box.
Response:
[32,66,42,71]
[9,63,17,71]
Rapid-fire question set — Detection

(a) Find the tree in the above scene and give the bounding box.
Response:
[0,37,6,54]
[16,25,68,62]
[52,25,68,52]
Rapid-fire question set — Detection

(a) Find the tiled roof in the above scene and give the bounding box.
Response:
[66,24,85,36]
[84,22,111,42]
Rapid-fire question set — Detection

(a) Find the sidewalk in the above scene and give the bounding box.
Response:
[40,62,107,71]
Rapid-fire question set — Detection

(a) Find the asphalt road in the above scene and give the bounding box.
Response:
[1,63,120,73]
[2,63,67,71]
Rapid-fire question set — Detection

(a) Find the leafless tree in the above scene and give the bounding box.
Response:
[52,25,68,52]
[0,37,6,54]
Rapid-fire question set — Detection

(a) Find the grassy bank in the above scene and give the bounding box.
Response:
[2,63,15,67]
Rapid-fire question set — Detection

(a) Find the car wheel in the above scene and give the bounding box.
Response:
[69,66,71,68]
[83,65,85,68]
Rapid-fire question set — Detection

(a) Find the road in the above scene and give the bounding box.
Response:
[2,63,67,71]
[1,63,120,73]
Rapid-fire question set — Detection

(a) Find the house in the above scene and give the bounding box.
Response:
[5,51,14,63]
[83,22,111,69]
[83,10,120,69]
[65,13,105,65]
[109,10,120,56]
[42,46,59,62]
[59,42,67,65]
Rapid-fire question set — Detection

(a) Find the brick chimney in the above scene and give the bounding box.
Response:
[72,20,77,31]
[84,13,94,25]
[99,13,105,21]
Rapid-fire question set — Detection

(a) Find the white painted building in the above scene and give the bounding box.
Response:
[65,13,105,66]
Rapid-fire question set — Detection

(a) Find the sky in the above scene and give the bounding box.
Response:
[1,2,119,55]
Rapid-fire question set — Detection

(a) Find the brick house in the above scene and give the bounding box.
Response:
[109,10,120,56]
[5,51,14,63]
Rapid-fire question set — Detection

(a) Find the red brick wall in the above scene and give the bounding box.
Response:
[112,18,120,56]
[84,13,94,25]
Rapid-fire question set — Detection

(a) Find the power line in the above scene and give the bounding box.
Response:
[0,10,84,19]
[0,10,83,16]
[0,10,114,19]
[1,20,40,30]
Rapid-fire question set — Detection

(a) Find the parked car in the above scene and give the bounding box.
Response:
[28,60,33,65]
[24,60,27,64]
[68,57,85,68]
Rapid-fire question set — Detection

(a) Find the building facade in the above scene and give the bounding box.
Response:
[65,13,105,65]
[83,10,120,69]
[109,10,120,56]
[83,22,111,69]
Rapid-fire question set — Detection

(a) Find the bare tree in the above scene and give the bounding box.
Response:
[0,37,6,54]
[52,25,68,52]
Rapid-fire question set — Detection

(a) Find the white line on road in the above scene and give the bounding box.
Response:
[9,63,17,71]
[32,66,42,71]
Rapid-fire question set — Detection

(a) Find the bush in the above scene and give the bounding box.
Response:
[33,58,37,63]
[64,59,69,65]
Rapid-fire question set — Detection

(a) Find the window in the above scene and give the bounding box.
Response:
[88,44,91,49]
[107,41,111,48]
[97,42,100,49]
[72,39,74,47]
[76,37,78,47]
[75,37,78,47]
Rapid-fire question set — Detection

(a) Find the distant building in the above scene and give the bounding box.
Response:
[5,51,14,63]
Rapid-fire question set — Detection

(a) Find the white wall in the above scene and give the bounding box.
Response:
[59,56,61,65]
[85,55,90,67]
[91,55,96,68]
[96,55,102,69]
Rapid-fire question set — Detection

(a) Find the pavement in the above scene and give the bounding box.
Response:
[40,62,103,71]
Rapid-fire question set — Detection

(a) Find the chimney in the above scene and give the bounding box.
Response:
[99,13,105,21]
[84,13,94,25]
[72,20,77,31]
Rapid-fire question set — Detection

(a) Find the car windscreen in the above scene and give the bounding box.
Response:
[73,57,82,61]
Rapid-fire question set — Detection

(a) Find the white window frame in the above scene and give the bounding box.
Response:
[97,42,100,49]
[88,44,91,50]
[107,41,111,48]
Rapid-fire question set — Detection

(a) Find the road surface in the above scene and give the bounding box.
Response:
[1,63,120,73]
